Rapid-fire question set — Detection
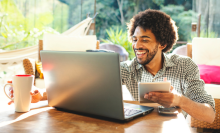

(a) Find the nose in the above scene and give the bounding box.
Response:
[133,39,143,49]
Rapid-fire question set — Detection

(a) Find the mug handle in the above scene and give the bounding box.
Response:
[3,83,14,101]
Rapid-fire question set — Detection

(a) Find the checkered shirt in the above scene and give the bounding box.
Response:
[120,53,215,116]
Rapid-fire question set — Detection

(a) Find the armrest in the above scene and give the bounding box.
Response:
[187,43,192,58]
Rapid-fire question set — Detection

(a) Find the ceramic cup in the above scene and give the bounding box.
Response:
[3,75,34,112]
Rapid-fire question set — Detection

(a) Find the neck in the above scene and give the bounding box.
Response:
[144,52,164,76]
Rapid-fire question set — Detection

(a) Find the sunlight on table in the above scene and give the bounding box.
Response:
[0,107,53,128]
[162,113,191,133]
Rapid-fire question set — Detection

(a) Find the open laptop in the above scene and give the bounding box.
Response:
[40,51,154,121]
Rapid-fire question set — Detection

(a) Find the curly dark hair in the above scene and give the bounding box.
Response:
[127,9,178,52]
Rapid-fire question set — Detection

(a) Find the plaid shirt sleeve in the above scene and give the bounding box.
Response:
[120,61,130,85]
[183,58,215,112]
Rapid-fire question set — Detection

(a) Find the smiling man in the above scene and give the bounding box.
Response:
[120,9,215,123]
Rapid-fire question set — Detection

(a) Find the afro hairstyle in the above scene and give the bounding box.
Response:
[127,9,178,52]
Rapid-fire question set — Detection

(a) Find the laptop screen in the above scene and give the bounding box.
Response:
[41,51,125,120]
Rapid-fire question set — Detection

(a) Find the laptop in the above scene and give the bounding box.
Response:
[40,50,154,121]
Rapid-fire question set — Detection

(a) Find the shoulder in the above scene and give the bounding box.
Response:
[120,58,138,73]
[166,53,196,67]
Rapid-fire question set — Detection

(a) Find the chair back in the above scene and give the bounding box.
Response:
[38,40,100,62]
[99,43,129,62]
[191,38,220,130]
[172,45,187,56]
[192,37,220,66]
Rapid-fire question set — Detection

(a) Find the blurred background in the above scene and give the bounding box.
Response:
[0,0,220,105]
[0,0,219,59]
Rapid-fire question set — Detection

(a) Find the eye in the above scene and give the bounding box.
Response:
[132,39,137,42]
[143,40,149,42]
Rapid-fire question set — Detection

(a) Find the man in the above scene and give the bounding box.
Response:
[8,9,215,123]
[120,9,215,123]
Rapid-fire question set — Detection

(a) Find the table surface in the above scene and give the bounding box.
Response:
[0,95,197,133]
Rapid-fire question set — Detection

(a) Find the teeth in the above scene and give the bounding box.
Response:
[136,52,146,54]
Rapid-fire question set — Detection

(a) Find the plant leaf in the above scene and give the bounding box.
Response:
[1,32,7,38]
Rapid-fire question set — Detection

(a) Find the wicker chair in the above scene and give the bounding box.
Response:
[187,38,220,131]
[172,45,187,56]
[99,43,129,62]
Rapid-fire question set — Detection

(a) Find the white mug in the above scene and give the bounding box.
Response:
[4,75,34,112]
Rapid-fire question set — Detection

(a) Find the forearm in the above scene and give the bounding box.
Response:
[179,96,215,123]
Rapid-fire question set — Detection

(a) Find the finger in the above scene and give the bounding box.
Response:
[34,90,39,94]
[163,77,167,82]
[170,86,174,92]
[30,92,37,96]
[9,87,13,91]
[149,93,174,107]
[150,96,168,106]
[31,92,42,103]
[8,89,13,95]
[9,93,13,98]
[149,96,159,103]
[148,93,153,99]
[144,94,148,99]
[30,90,39,96]
[7,81,12,83]
[30,90,42,103]
[146,92,157,100]
[8,101,14,105]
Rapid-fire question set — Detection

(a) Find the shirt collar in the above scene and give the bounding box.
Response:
[163,53,176,68]
[135,59,143,70]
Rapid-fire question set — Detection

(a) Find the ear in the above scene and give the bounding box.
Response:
[159,44,167,50]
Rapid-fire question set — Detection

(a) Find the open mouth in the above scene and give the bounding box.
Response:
[135,50,147,58]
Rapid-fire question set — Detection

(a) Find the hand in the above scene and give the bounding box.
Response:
[144,86,182,108]
[30,90,43,103]
[8,89,43,105]
[8,84,14,105]
[7,81,43,105]
[143,77,182,108]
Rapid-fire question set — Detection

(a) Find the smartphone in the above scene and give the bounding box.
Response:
[158,106,179,115]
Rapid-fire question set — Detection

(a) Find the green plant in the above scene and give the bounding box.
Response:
[0,26,59,50]
[189,30,218,42]
[0,0,59,50]
[0,14,59,50]
[160,4,197,41]
[102,27,135,60]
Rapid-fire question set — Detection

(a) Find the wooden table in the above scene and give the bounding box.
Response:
[0,98,196,133]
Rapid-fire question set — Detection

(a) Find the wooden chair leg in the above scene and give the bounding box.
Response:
[187,43,192,59]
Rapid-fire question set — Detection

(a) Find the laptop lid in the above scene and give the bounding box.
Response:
[41,51,125,120]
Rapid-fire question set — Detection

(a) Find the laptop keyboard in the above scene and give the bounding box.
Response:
[124,108,142,116]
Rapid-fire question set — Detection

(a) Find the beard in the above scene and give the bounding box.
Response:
[134,44,158,66]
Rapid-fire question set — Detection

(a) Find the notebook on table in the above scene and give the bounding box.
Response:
[40,51,154,121]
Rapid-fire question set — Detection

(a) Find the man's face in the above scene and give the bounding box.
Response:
[132,26,159,65]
